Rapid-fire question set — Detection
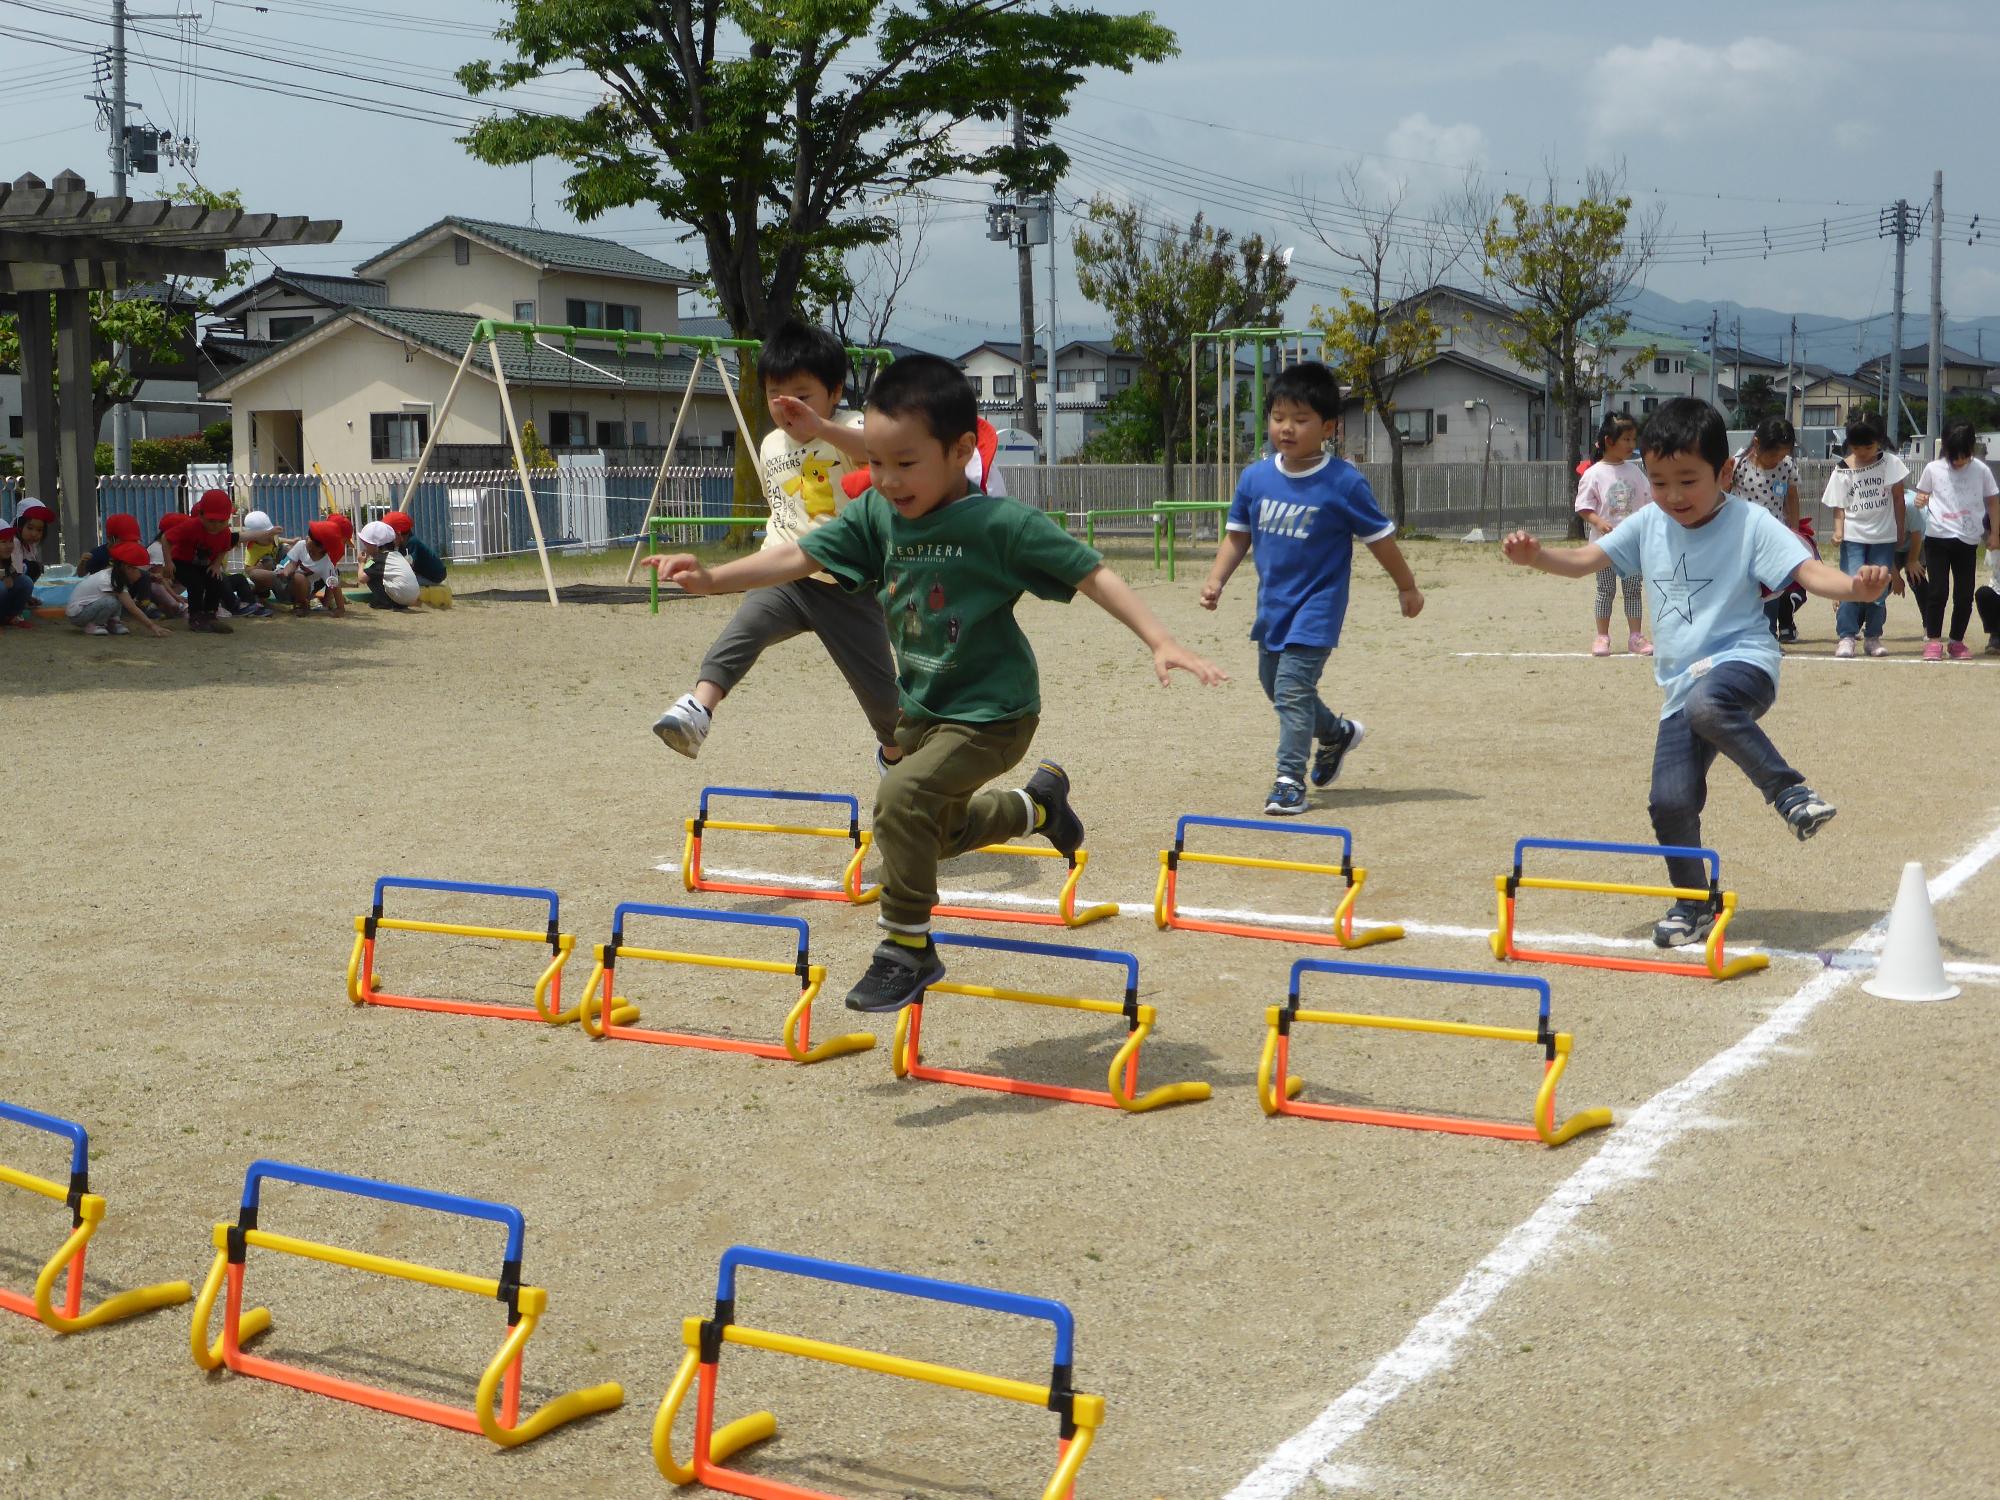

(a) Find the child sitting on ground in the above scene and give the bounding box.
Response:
[381,511,450,606]
[276,519,349,617]
[66,542,169,638]
[644,353,1224,1013]
[11,497,54,581]
[0,526,32,628]
[1822,415,1906,658]
[358,519,420,609]
[1503,398,1888,948]
[650,321,906,770]
[1574,413,1652,657]
[1198,360,1423,815]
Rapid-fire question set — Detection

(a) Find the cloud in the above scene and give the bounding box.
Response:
[1358,113,1487,198]
[1585,36,1813,142]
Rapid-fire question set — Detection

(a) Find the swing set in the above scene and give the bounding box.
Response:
[397,321,892,607]
[1188,327,1313,505]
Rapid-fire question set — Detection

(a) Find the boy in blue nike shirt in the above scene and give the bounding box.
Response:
[1504,398,1890,948]
[1200,362,1424,813]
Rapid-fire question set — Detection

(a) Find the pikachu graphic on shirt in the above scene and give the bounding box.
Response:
[783,454,839,520]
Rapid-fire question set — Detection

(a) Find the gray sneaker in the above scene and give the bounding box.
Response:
[651,694,711,758]
[1652,901,1717,949]
[1781,789,1837,842]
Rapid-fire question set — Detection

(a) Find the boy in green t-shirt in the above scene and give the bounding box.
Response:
[644,353,1225,1011]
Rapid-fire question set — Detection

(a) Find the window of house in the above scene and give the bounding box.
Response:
[594,420,626,448]
[7,415,21,440]
[1654,356,1672,375]
[267,314,314,340]
[1435,324,1454,346]
[453,235,471,266]
[1642,397,1660,414]
[631,421,649,446]
[1390,409,1432,442]
[1804,403,1839,426]
[1116,366,1132,387]
[966,374,983,396]
[993,374,1017,398]
[1057,368,1078,392]
[513,300,535,324]
[1434,412,1447,435]
[369,411,429,461]
[565,299,640,332]
[547,410,591,447]
[1084,367,1106,391]
[1673,358,1685,374]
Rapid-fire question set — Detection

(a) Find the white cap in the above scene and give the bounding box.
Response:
[359,519,397,547]
[241,509,276,537]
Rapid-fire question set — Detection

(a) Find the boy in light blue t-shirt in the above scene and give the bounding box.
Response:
[1201,362,1424,814]
[1504,398,1890,948]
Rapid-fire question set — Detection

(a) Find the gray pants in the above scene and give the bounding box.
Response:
[698,578,901,745]
[1594,564,1643,623]
[67,593,122,627]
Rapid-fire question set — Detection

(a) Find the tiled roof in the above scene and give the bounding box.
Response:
[354,216,696,285]
[282,273,388,308]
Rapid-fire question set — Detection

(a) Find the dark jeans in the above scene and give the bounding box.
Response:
[1257,645,1339,783]
[0,573,30,622]
[1917,536,1980,642]
[174,559,222,615]
[1977,584,2000,641]
[1836,540,1894,639]
[1649,660,1804,889]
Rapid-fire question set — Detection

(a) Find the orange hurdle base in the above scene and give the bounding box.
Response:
[900,1003,1137,1109]
[1267,1033,1553,1143]
[357,938,563,1023]
[1159,867,1352,947]
[0,1244,84,1323]
[1493,896,1730,980]
[685,835,861,906]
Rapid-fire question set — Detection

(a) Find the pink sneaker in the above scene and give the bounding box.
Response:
[1628,630,1653,657]
[1922,640,1945,662]
[1946,640,1972,661]
[1591,634,1612,657]
[1834,637,1857,658]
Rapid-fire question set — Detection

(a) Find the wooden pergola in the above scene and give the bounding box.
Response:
[1,170,341,559]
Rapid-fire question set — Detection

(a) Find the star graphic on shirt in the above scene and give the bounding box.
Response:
[1651,552,1713,626]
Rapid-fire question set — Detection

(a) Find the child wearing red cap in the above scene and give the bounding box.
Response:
[80,512,142,577]
[170,490,240,634]
[276,520,349,617]
[0,526,32,628]
[66,542,169,637]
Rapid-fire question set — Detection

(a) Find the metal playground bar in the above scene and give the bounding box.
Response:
[931,840,1120,928]
[190,1160,623,1447]
[1490,837,1770,981]
[682,787,878,905]
[0,1102,191,1334]
[577,903,874,1065]
[347,876,584,1022]
[1154,814,1403,948]
[891,932,1210,1113]
[1256,960,1613,1146]
[652,1245,1103,1498]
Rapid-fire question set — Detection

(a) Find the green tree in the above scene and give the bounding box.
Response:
[1071,197,1296,487]
[1731,372,1783,427]
[459,2,1175,503]
[1480,166,1663,475]
[1076,382,1165,463]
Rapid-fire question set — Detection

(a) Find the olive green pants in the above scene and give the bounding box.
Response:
[873,715,1039,931]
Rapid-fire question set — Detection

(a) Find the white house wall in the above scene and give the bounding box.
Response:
[1345,362,1536,464]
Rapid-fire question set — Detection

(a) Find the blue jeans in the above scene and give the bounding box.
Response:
[1258,645,1338,783]
[1836,540,1894,639]
[1648,660,1805,889]
[0,573,30,624]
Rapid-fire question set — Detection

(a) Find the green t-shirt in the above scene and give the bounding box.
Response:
[798,489,1103,723]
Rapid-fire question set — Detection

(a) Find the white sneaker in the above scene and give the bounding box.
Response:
[651,694,712,758]
[1865,638,1888,658]
[1834,637,1857,659]
[107,619,130,635]
[81,622,110,635]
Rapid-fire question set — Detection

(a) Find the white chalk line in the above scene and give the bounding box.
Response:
[1456,649,2000,670]
[1221,813,2000,1499]
[662,862,1846,971]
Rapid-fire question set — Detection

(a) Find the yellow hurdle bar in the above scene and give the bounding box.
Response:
[1286,1008,1544,1046]
[367,915,555,944]
[700,819,855,840]
[928,981,1127,1015]
[1176,851,1347,877]
[209,1222,523,1305]
[1513,876,1713,902]
[0,1162,69,1205]
[609,946,794,975]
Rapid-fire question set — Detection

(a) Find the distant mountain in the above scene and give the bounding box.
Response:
[1624,288,2000,372]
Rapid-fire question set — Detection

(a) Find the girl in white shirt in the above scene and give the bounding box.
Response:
[1911,423,1999,660]
[1573,413,1652,657]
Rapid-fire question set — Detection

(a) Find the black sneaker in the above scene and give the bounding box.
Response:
[1778,625,1799,644]
[844,939,945,1013]
[1023,760,1084,858]
[1653,901,1717,949]
[1781,789,1837,842]
[1310,717,1365,787]
[1264,777,1308,815]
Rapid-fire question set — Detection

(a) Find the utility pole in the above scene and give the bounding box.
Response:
[1008,105,1038,444]
[1706,309,1718,408]
[1884,197,1910,451]
[109,0,131,475]
[1731,316,1742,420]
[1927,168,1944,460]
[1045,194,1058,460]
[1785,316,1797,428]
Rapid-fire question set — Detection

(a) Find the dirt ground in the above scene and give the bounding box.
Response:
[2,539,1995,1500]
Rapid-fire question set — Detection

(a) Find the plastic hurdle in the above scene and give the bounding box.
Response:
[1490,838,1770,982]
[577,903,874,1065]
[1154,815,1403,948]
[653,1246,1103,1499]
[1255,960,1613,1147]
[932,840,1120,928]
[682,787,879,905]
[0,1102,191,1334]
[191,1160,623,1447]
[891,932,1209,1113]
[346,876,584,1022]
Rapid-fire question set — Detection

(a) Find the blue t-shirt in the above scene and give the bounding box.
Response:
[1227,454,1394,650]
[1598,495,1811,720]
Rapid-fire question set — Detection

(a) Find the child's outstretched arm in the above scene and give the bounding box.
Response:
[1796,557,1891,603]
[1502,530,1611,578]
[1077,565,1228,686]
[770,395,868,461]
[1199,531,1251,609]
[641,541,820,597]
[1366,536,1425,617]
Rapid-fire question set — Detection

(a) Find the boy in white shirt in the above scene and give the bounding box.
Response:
[276,519,350,617]
[1820,415,1907,657]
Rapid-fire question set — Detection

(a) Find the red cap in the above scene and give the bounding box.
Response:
[193,490,233,522]
[383,510,414,536]
[160,511,191,532]
[13,499,53,525]
[0,525,13,541]
[307,519,347,562]
[840,467,872,500]
[105,512,141,543]
[110,541,151,569]
[329,512,354,538]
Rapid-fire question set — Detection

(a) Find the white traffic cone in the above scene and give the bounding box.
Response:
[1862,861,1960,1002]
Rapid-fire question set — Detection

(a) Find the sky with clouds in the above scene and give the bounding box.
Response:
[3,0,1995,361]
